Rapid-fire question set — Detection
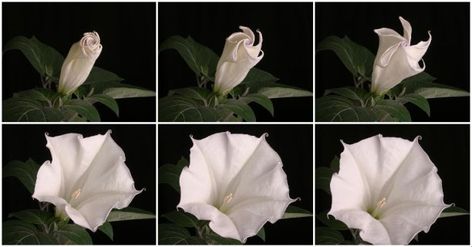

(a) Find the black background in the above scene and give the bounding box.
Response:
[316,3,470,122]
[315,124,470,244]
[158,125,313,244]
[158,3,313,122]
[3,125,156,244]
[3,3,156,121]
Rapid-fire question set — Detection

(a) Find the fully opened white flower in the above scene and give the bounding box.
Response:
[371,17,432,94]
[32,130,142,231]
[329,135,449,244]
[58,31,103,95]
[178,132,295,243]
[214,26,264,95]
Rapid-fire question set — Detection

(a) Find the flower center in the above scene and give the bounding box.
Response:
[368,197,387,219]
[219,193,233,213]
[70,188,81,201]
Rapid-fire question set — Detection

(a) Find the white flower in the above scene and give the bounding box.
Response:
[214,26,264,95]
[177,132,295,243]
[32,130,142,231]
[371,17,432,94]
[329,134,449,244]
[58,31,103,95]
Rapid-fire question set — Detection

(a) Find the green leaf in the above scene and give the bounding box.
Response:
[159,95,220,122]
[3,89,65,122]
[316,211,348,230]
[86,94,119,116]
[84,66,124,85]
[4,36,64,80]
[169,87,211,103]
[9,210,53,231]
[218,99,256,122]
[439,206,469,218]
[103,87,156,99]
[3,220,57,244]
[256,227,266,241]
[62,99,100,122]
[107,207,155,222]
[325,87,369,104]
[160,35,219,80]
[397,94,430,116]
[316,95,411,122]
[391,72,469,99]
[317,35,375,79]
[374,99,411,122]
[158,223,191,244]
[242,68,279,85]
[329,156,340,173]
[158,157,188,192]
[316,167,333,195]
[204,230,242,245]
[239,93,274,116]
[98,222,114,241]
[257,86,313,99]
[415,86,469,99]
[3,159,40,193]
[54,224,92,245]
[162,210,198,228]
[282,205,313,219]
[315,227,344,245]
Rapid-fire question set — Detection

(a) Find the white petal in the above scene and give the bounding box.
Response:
[32,131,141,231]
[329,135,448,244]
[178,132,294,243]
[329,209,391,244]
[399,16,412,44]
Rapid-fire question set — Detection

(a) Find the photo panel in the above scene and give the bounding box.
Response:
[3,124,156,244]
[315,124,470,244]
[158,124,313,244]
[315,2,470,122]
[158,2,313,122]
[3,2,156,122]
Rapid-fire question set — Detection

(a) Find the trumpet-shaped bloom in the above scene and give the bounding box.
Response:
[214,26,264,95]
[329,135,448,244]
[58,31,103,95]
[178,132,295,243]
[32,130,142,231]
[371,17,432,94]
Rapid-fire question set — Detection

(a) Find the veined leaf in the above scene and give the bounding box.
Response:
[98,222,114,241]
[3,159,40,193]
[239,93,274,116]
[218,99,256,122]
[162,211,198,228]
[62,99,100,122]
[159,95,220,122]
[107,207,155,222]
[159,157,188,192]
[4,36,64,80]
[397,94,430,116]
[103,87,156,99]
[3,220,57,244]
[86,94,119,116]
[317,35,375,79]
[54,224,92,244]
[160,35,219,81]
[158,223,191,245]
[84,66,124,85]
[282,205,313,219]
[439,206,469,218]
[316,211,348,230]
[315,227,344,244]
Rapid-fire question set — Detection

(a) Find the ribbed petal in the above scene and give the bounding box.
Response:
[32,131,141,232]
[178,132,294,243]
[329,135,448,244]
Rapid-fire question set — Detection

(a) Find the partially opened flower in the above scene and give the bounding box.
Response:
[178,132,295,243]
[371,17,432,94]
[32,130,142,231]
[58,31,103,95]
[329,134,449,244]
[214,26,264,95]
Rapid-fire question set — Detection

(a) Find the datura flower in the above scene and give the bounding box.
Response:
[32,130,142,231]
[178,132,295,243]
[371,17,432,94]
[214,26,264,95]
[58,31,103,95]
[329,134,449,245]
